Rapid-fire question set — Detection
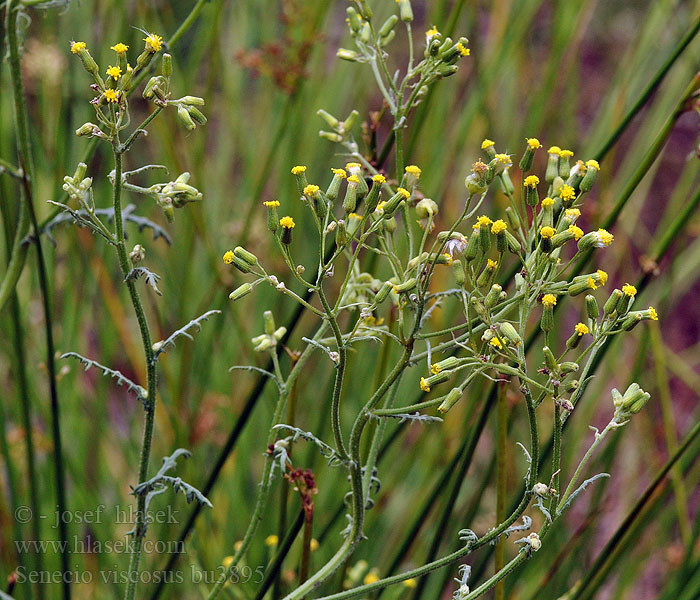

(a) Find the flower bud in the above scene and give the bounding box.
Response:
[264,200,280,233]
[543,346,558,372]
[579,160,599,192]
[586,294,599,320]
[604,289,623,318]
[452,259,465,287]
[177,104,196,130]
[365,175,384,212]
[263,310,276,335]
[394,278,417,294]
[559,361,579,374]
[464,229,480,262]
[558,149,574,179]
[234,246,258,266]
[545,146,561,183]
[343,178,359,214]
[397,0,413,22]
[129,244,146,263]
[438,387,462,413]
[484,284,502,309]
[519,138,541,172]
[476,260,498,288]
[375,281,393,304]
[335,219,348,246]
[229,283,252,302]
[498,322,522,346]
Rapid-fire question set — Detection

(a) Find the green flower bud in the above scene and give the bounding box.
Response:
[545,148,560,183]
[375,281,393,304]
[336,219,348,246]
[499,322,522,346]
[263,310,276,335]
[484,284,502,309]
[464,229,480,262]
[234,246,258,266]
[604,289,623,318]
[161,53,172,77]
[177,104,196,130]
[543,346,558,372]
[559,361,579,374]
[229,282,252,302]
[394,278,417,294]
[380,14,399,37]
[586,294,599,320]
[438,388,462,413]
[397,0,413,22]
[452,259,465,287]
[579,160,599,192]
[343,181,358,214]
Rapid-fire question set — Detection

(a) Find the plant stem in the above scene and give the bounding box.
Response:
[494,381,508,600]
[115,143,159,600]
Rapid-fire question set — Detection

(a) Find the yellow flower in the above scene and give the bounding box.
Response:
[303,184,320,196]
[560,149,574,159]
[648,306,658,321]
[291,165,307,175]
[420,377,430,392]
[495,153,512,166]
[565,208,581,220]
[559,184,575,202]
[222,555,234,568]
[473,215,493,229]
[70,41,87,54]
[223,250,235,264]
[575,323,589,336]
[481,139,495,150]
[106,65,122,79]
[594,228,614,247]
[541,197,554,208]
[442,253,453,265]
[523,175,539,188]
[596,269,608,285]
[587,277,598,290]
[548,146,562,155]
[430,364,441,375]
[348,213,362,220]
[346,162,361,170]
[280,216,296,229]
[263,200,280,207]
[622,283,637,297]
[425,25,439,37]
[364,572,380,585]
[542,294,557,307]
[405,164,422,177]
[487,259,498,269]
[527,138,541,149]
[310,539,320,551]
[586,159,600,171]
[540,226,555,239]
[491,219,507,234]
[404,579,418,589]
[397,187,411,199]
[265,535,279,547]
[372,174,386,183]
[110,43,129,54]
[568,225,584,240]
[104,89,119,103]
[457,42,470,56]
[347,175,361,184]
[331,168,347,178]
[489,337,503,350]
[144,33,163,52]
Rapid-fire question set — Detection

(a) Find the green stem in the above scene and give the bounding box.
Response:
[495,381,508,600]
[116,143,159,600]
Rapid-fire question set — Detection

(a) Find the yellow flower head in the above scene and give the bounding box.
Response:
[648,306,658,321]
[575,322,589,336]
[457,42,470,56]
[106,65,122,79]
[110,43,129,54]
[404,579,418,589]
[420,377,431,392]
[622,283,637,297]
[430,363,441,375]
[541,197,554,208]
[542,294,557,307]
[144,33,163,52]
[523,175,540,188]
[481,139,495,150]
[426,25,439,38]
[397,187,411,199]
[540,226,556,239]
[310,538,320,551]
[347,174,361,184]
[265,535,279,547]
[548,146,562,155]
[596,269,608,285]
[560,149,574,159]
[491,219,507,235]
[568,225,584,240]
[495,153,512,166]
[348,213,362,220]
[487,258,498,269]
[303,184,320,196]
[372,174,386,184]
[222,555,234,568]
[405,164,422,177]
[70,41,87,54]
[375,201,386,213]
[586,159,600,171]
[527,138,541,149]
[280,216,296,229]
[442,253,453,265]
[565,208,581,221]
[587,277,598,290]
[594,228,614,246]
[474,215,493,229]
[559,184,575,201]
[331,168,347,178]
[263,200,280,207]
[291,165,307,175]
[472,160,489,174]
[489,337,503,350]
[223,250,235,264]
[104,89,119,103]
[364,572,380,585]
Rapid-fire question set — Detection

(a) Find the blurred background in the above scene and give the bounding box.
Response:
[1,1,700,599]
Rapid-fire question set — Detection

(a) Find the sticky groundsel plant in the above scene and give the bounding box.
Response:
[56,33,215,600]
[216,2,659,599]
